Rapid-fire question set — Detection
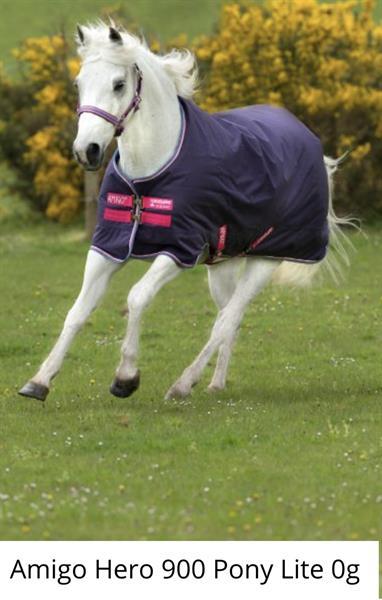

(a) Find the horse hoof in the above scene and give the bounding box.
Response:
[110,371,140,398]
[18,381,49,402]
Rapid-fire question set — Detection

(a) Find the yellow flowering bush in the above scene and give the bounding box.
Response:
[0,34,82,222]
[15,35,82,222]
[195,0,382,216]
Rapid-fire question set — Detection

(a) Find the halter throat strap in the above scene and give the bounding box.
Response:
[77,63,143,137]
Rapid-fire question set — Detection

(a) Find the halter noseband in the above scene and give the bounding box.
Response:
[76,63,143,137]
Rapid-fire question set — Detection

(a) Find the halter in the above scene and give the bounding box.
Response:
[77,63,143,137]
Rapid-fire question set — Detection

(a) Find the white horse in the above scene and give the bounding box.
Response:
[19,23,351,402]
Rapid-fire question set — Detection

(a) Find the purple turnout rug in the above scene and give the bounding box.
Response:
[92,99,329,267]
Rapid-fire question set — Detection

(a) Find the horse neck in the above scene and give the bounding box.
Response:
[117,62,182,180]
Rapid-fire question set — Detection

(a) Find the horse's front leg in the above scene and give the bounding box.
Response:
[110,255,181,398]
[165,258,280,399]
[19,250,119,401]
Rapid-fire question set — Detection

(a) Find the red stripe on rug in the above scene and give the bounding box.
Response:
[250,227,274,250]
[141,212,172,227]
[104,207,132,223]
[217,224,228,254]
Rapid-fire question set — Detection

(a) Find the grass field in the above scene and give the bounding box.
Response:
[0,223,381,543]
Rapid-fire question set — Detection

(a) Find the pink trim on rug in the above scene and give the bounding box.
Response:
[104,208,132,223]
[141,212,172,227]
[217,224,228,255]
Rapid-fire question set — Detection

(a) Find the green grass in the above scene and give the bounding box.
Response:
[0,223,381,543]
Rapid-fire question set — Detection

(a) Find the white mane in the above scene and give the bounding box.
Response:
[76,21,198,98]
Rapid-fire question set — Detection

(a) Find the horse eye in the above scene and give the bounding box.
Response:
[113,80,125,92]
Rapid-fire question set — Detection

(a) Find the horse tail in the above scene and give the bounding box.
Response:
[272,153,358,287]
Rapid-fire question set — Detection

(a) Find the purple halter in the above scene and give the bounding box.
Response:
[77,63,143,137]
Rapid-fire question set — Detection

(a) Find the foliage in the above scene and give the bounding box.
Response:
[195,0,382,216]
[0,34,82,223]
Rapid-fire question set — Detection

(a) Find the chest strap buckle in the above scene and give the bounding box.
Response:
[132,195,142,222]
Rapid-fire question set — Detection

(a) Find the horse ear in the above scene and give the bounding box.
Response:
[76,25,86,45]
[109,26,123,45]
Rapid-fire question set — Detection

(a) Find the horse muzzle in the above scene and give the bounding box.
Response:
[73,142,104,171]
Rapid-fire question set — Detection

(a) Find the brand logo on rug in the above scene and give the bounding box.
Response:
[107,193,133,207]
[142,197,173,211]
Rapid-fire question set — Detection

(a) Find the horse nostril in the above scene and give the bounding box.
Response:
[86,143,101,165]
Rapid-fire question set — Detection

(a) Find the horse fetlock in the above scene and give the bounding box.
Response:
[207,381,226,393]
[164,378,193,400]
[118,347,136,369]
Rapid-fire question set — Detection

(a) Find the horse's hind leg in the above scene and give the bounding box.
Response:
[206,258,243,391]
[19,250,119,401]
[165,258,280,400]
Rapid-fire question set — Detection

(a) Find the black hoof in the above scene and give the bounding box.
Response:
[18,381,49,402]
[110,371,140,398]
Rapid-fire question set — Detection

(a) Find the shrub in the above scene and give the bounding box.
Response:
[195,0,382,217]
[0,34,82,223]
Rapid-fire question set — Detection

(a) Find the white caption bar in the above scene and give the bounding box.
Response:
[0,541,379,599]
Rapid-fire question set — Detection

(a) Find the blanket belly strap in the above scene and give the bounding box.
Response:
[250,226,275,250]
[217,224,227,255]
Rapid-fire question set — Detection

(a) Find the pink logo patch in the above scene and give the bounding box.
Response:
[142,197,173,211]
[107,193,133,207]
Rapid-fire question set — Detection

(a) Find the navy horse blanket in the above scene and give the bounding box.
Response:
[91,99,329,267]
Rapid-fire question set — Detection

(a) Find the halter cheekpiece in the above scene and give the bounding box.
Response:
[77,63,143,137]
